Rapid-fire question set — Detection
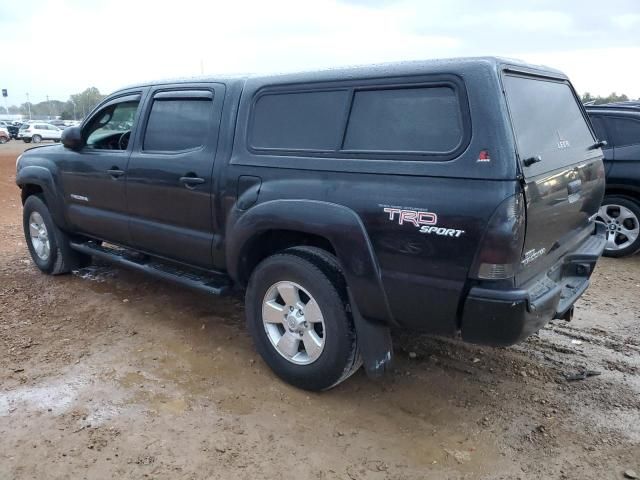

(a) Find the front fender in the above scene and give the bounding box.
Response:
[16,165,69,230]
[226,199,393,325]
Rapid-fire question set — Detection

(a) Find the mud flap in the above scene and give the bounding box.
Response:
[348,288,393,378]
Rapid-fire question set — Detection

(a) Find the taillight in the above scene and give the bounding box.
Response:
[472,193,525,280]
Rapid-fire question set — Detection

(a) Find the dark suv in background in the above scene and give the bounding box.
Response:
[586,102,640,257]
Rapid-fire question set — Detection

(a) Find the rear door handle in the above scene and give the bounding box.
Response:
[179,176,205,189]
[107,167,125,178]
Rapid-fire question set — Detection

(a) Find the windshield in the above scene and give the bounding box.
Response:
[503,74,595,178]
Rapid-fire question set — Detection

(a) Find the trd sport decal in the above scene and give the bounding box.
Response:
[381,206,465,238]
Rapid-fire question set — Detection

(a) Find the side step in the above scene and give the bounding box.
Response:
[70,241,232,296]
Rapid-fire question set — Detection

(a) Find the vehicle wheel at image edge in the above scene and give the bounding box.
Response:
[597,195,640,257]
[245,250,360,391]
[0,136,8,144]
[22,195,91,274]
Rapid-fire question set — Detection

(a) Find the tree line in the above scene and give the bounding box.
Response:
[2,87,105,120]
[580,92,637,105]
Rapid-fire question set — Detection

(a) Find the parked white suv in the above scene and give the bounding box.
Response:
[18,123,63,143]
[0,127,10,144]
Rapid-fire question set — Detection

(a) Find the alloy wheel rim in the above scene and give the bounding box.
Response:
[597,204,639,251]
[29,211,51,261]
[262,281,326,365]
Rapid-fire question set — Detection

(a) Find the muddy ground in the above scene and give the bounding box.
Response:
[0,141,639,480]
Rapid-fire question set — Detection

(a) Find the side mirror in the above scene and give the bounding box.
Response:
[61,126,84,150]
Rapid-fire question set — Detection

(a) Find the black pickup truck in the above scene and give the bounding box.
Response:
[16,57,606,390]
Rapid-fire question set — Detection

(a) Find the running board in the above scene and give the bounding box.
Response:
[69,241,231,296]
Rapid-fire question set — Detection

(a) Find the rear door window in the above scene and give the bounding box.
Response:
[608,117,640,148]
[503,74,595,177]
[143,94,214,152]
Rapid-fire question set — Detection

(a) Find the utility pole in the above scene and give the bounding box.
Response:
[26,93,31,120]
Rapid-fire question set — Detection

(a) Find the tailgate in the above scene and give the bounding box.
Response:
[503,72,605,284]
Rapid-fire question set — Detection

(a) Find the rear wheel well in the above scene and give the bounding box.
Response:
[21,184,44,204]
[238,230,336,286]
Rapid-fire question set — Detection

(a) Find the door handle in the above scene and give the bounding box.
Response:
[107,167,125,178]
[179,176,205,189]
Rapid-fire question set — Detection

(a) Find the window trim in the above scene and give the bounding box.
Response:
[246,74,471,162]
[139,88,216,155]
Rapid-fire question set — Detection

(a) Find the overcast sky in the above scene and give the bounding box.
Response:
[1,0,639,106]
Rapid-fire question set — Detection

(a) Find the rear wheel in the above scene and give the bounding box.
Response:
[23,138,32,143]
[245,250,359,391]
[597,196,640,257]
[32,134,42,143]
[23,195,91,274]
[0,136,8,144]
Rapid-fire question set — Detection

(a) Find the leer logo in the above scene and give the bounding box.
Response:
[556,130,570,150]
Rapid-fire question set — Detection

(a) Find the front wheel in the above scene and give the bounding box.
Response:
[245,250,360,391]
[23,138,32,143]
[597,196,640,257]
[23,195,91,274]
[0,136,8,144]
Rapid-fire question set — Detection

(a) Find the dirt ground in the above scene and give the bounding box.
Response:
[1,141,639,480]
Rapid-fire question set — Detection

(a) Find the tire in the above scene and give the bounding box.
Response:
[0,136,8,144]
[23,195,91,274]
[32,134,42,143]
[598,195,640,258]
[23,138,32,143]
[245,250,359,391]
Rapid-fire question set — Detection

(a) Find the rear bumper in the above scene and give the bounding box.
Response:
[460,222,606,346]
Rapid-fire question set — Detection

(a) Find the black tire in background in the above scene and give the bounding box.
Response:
[245,251,360,391]
[22,195,91,274]
[599,195,640,258]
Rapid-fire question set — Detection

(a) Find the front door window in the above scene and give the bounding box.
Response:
[84,100,140,150]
